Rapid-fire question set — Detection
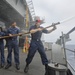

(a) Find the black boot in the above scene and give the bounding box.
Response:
[16,64,20,70]
[5,64,11,69]
[0,64,4,69]
[24,64,29,73]
[45,64,48,75]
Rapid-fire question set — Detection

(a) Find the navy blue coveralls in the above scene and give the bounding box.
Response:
[0,31,5,64]
[6,27,20,65]
[26,25,49,65]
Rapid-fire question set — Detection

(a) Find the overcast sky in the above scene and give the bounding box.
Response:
[32,0,75,44]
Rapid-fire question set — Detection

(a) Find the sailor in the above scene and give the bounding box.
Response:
[5,22,21,70]
[0,27,5,69]
[24,16,57,74]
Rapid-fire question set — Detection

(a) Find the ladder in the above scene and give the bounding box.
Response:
[26,0,35,20]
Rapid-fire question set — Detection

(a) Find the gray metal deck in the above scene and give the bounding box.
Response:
[0,49,51,75]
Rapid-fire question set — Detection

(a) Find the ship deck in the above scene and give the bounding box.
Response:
[0,48,51,75]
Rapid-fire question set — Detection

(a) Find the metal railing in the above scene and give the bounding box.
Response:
[56,31,75,74]
[66,48,75,57]
[65,48,75,74]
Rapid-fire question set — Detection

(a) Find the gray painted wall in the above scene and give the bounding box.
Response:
[6,0,25,17]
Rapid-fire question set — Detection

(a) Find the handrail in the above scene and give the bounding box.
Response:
[65,48,75,53]
[67,60,75,72]
[65,48,75,74]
